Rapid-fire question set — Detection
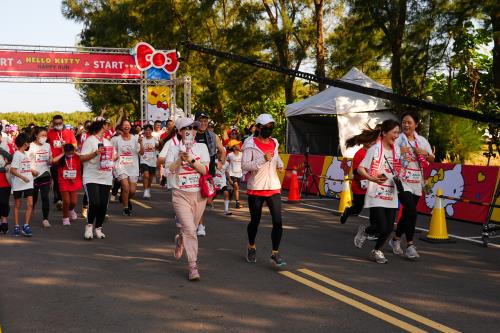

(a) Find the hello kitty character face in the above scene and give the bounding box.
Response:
[424,164,464,216]
[324,157,351,197]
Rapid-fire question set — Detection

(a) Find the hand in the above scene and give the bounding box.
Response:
[179,151,189,162]
[372,174,387,184]
[138,135,143,144]
[22,176,30,183]
[264,152,274,161]
[31,170,39,177]
[415,147,427,156]
[400,146,410,154]
[95,147,104,156]
[216,161,223,170]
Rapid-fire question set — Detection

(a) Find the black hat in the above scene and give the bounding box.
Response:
[194,111,209,120]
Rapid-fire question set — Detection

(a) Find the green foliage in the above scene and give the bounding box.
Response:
[0,112,92,129]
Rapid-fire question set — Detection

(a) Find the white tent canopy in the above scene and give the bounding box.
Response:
[285,67,396,158]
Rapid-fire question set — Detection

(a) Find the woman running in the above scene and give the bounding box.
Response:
[389,112,434,260]
[112,120,144,216]
[166,117,210,281]
[29,127,53,228]
[0,132,12,234]
[140,124,158,199]
[354,119,402,264]
[80,118,116,240]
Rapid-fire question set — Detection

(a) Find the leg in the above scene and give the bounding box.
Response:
[128,181,137,201]
[14,198,21,226]
[234,181,240,202]
[147,169,154,189]
[247,195,265,246]
[40,184,51,220]
[405,194,420,244]
[373,208,396,250]
[143,170,150,190]
[62,191,70,218]
[111,178,121,196]
[395,191,415,241]
[69,192,78,211]
[120,178,130,208]
[0,187,10,221]
[82,192,88,208]
[172,190,199,264]
[94,185,111,228]
[266,194,283,251]
[50,165,61,203]
[24,196,33,226]
[84,184,97,225]
[341,193,364,224]
[33,185,40,209]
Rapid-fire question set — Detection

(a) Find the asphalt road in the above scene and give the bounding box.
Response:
[1,186,499,333]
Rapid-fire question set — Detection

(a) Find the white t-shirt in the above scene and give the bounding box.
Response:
[166,141,210,192]
[227,151,243,178]
[140,136,157,167]
[214,161,229,190]
[360,144,401,209]
[396,135,433,196]
[81,135,115,186]
[152,130,164,141]
[112,135,140,177]
[11,150,34,191]
[28,142,52,178]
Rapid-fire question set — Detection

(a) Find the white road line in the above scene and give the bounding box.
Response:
[292,202,500,249]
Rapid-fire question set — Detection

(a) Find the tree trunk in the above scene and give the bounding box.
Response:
[285,76,295,104]
[491,9,500,93]
[315,0,326,91]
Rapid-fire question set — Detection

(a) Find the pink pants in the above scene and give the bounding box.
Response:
[172,189,207,264]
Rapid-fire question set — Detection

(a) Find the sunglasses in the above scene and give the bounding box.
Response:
[181,126,194,130]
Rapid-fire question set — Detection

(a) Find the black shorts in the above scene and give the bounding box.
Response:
[216,186,228,195]
[13,188,34,199]
[140,164,156,174]
[230,176,242,184]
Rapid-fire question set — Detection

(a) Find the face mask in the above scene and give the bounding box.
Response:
[55,125,64,131]
[38,137,47,144]
[254,129,260,137]
[259,127,273,139]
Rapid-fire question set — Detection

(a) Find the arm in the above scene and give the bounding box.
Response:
[52,152,65,164]
[138,137,144,156]
[10,167,29,183]
[241,148,266,172]
[0,148,12,163]
[215,135,226,164]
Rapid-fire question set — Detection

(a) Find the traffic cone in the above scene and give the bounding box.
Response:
[338,176,352,214]
[421,188,455,243]
[287,169,301,203]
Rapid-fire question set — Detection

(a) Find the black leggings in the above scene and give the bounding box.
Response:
[345,193,365,217]
[0,187,11,217]
[50,165,61,203]
[81,165,88,208]
[366,207,396,250]
[33,182,51,220]
[396,192,420,242]
[247,194,283,251]
[84,183,111,228]
[111,178,121,196]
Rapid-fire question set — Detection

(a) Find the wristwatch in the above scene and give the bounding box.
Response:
[190,159,196,164]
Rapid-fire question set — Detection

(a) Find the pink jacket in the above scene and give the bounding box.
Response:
[242,137,283,191]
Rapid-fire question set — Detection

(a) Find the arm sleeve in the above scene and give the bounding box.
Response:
[359,147,374,170]
[241,148,266,172]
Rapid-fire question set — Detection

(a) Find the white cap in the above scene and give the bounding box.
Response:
[255,113,275,126]
[175,117,194,130]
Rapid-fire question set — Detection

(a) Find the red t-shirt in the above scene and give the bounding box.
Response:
[247,138,281,197]
[103,129,114,140]
[57,155,82,192]
[47,129,77,157]
[351,147,367,195]
[0,173,10,188]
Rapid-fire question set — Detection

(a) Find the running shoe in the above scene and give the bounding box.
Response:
[42,219,51,228]
[196,224,206,237]
[84,224,93,240]
[55,200,63,211]
[69,210,78,220]
[369,250,388,264]
[188,264,200,281]
[340,207,351,224]
[367,234,379,241]
[246,247,257,263]
[354,225,367,248]
[270,253,286,267]
[224,211,233,216]
[174,234,184,259]
[389,239,404,255]
[110,195,117,203]
[235,201,241,209]
[405,245,420,260]
[143,189,151,199]
[123,207,131,216]
[82,207,88,219]
[1,222,8,234]
[95,227,106,239]
[62,218,71,226]
[12,225,20,237]
[22,224,32,237]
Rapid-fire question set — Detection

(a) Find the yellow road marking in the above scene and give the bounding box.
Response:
[279,271,428,333]
[299,269,460,333]
[130,199,152,209]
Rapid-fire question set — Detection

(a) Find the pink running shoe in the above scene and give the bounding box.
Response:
[174,234,184,260]
[69,210,78,220]
[62,218,71,226]
[188,264,200,281]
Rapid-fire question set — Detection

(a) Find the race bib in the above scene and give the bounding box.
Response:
[360,179,368,189]
[35,152,49,164]
[403,168,422,184]
[63,169,77,180]
[373,183,395,201]
[178,171,200,189]
[214,175,225,190]
[53,140,64,148]
[20,160,31,173]
[143,149,155,160]
[99,146,114,171]
[120,153,133,166]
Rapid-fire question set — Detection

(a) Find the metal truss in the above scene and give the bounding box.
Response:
[0,76,187,86]
[0,44,132,55]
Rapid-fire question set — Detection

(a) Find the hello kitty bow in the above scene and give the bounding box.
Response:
[134,42,180,74]
[427,168,445,187]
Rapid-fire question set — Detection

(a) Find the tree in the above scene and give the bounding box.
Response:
[314,0,326,91]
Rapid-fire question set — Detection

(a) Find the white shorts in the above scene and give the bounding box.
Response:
[116,174,139,183]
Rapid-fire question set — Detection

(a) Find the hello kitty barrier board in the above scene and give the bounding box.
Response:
[279,154,500,224]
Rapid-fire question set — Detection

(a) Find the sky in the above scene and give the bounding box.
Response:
[0,0,90,113]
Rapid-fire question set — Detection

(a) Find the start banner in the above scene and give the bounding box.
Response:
[0,50,141,79]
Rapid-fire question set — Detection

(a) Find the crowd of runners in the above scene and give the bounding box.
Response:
[0,110,432,280]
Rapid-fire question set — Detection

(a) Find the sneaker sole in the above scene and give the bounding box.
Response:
[189,276,200,281]
[22,233,32,237]
[270,259,286,268]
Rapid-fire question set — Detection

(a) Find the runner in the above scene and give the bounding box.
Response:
[158,126,181,189]
[0,130,12,234]
[242,114,286,267]
[354,119,402,264]
[226,139,243,209]
[140,124,158,199]
[77,120,91,218]
[194,112,226,236]
[152,120,164,140]
[80,118,116,240]
[389,112,434,260]
[9,133,36,237]
[112,119,144,216]
[47,115,77,211]
[166,117,210,281]
[214,159,232,216]
[29,127,53,228]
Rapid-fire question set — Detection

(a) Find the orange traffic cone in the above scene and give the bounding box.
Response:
[421,188,455,243]
[338,176,352,214]
[287,169,301,203]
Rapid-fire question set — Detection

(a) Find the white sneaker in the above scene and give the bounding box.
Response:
[82,207,88,219]
[354,225,367,248]
[62,218,71,226]
[405,245,420,260]
[69,210,78,220]
[389,239,404,255]
[95,227,106,239]
[369,250,388,264]
[110,195,117,203]
[197,224,206,237]
[42,219,51,228]
[143,189,151,198]
[84,224,93,240]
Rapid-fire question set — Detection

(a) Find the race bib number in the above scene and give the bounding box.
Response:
[360,179,368,189]
[63,169,77,180]
[120,153,133,166]
[53,140,64,148]
[36,152,49,164]
[99,146,114,171]
[373,183,395,201]
[403,168,422,184]
[178,172,200,189]
[143,149,155,160]
[214,176,224,190]
[20,159,31,173]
